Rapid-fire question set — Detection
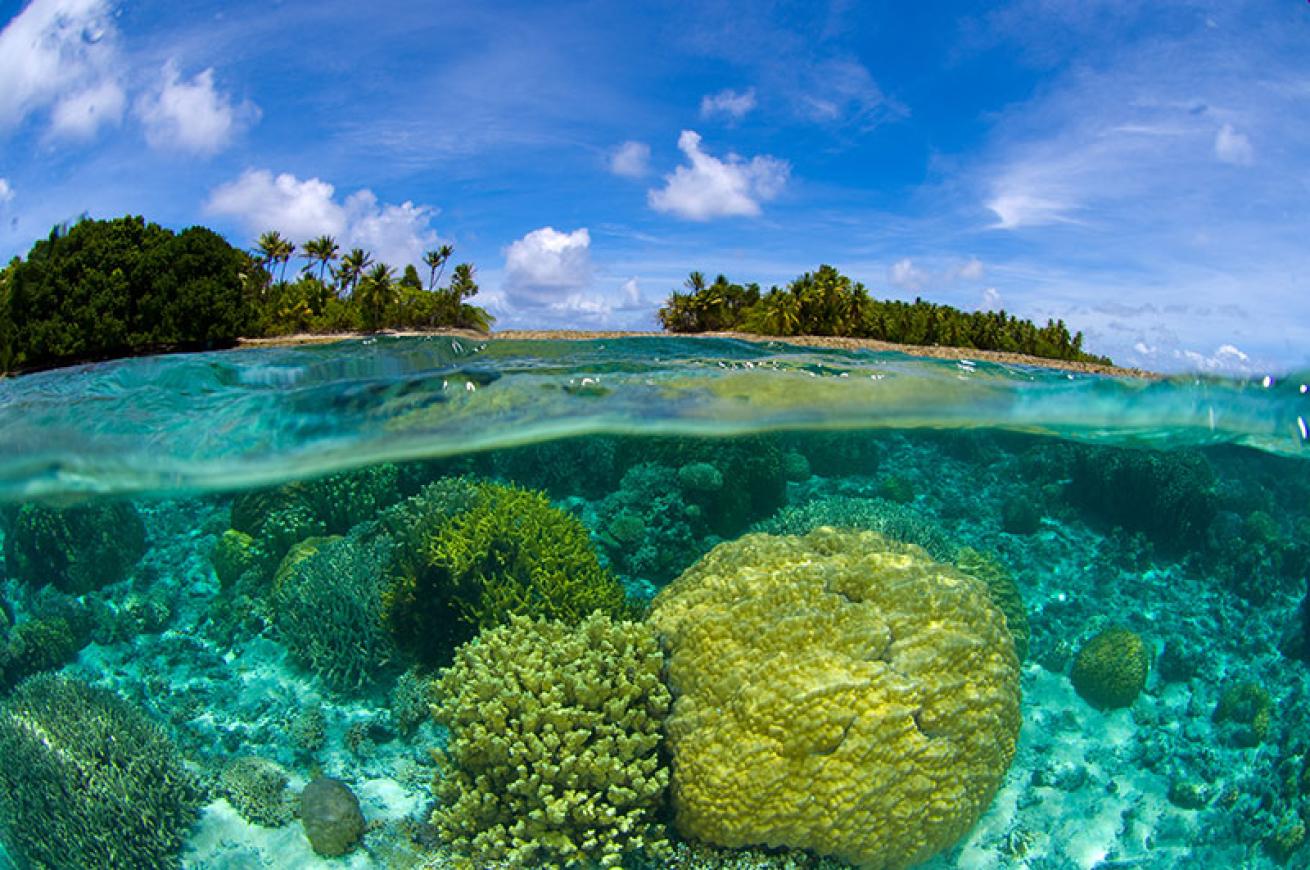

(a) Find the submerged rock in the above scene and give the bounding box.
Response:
[300,776,366,857]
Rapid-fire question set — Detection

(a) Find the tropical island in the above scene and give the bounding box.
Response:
[0,214,1110,376]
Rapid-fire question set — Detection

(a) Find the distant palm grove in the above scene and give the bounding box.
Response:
[659,266,1112,365]
[0,215,493,374]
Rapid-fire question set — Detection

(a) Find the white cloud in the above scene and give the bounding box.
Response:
[136,62,258,155]
[609,140,651,178]
[647,130,789,221]
[0,178,12,204]
[1214,123,1253,165]
[0,0,123,137]
[956,257,985,281]
[979,287,1003,311]
[700,87,756,121]
[888,258,927,291]
[48,78,125,139]
[889,257,985,292]
[503,226,594,305]
[206,169,439,268]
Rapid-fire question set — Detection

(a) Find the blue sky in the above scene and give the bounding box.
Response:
[0,0,1307,372]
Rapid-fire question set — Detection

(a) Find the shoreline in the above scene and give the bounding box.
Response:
[237,329,1155,378]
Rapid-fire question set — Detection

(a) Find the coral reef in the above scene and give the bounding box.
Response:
[593,463,712,586]
[956,547,1030,662]
[648,528,1021,868]
[210,529,257,589]
[1070,626,1150,710]
[271,533,400,691]
[751,495,957,561]
[1068,445,1218,553]
[431,612,670,868]
[1213,681,1273,747]
[219,756,294,827]
[0,615,82,691]
[392,480,630,665]
[0,674,203,869]
[300,776,366,856]
[3,500,146,594]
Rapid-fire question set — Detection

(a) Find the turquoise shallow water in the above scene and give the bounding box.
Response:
[1,336,1310,869]
[0,335,1305,502]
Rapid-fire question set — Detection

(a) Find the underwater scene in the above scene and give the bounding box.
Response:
[2,335,1310,870]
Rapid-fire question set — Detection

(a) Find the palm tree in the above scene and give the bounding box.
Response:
[423,244,454,292]
[684,271,706,294]
[336,248,373,297]
[302,235,340,284]
[356,262,396,331]
[255,231,295,286]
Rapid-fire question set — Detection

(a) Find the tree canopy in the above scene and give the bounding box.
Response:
[0,216,494,374]
[658,264,1111,365]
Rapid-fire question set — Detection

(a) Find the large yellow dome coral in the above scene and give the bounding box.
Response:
[648,527,1022,870]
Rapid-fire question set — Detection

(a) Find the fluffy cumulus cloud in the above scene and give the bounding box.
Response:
[609,140,651,178]
[647,130,789,221]
[700,87,756,121]
[979,287,1003,311]
[0,178,12,203]
[1214,123,1253,166]
[136,62,259,155]
[503,226,594,305]
[0,0,124,138]
[206,169,439,268]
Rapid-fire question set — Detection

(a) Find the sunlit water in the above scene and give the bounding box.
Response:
[1,335,1308,869]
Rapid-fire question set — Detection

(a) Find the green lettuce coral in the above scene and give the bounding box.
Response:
[0,675,203,869]
[648,528,1021,869]
[431,612,671,868]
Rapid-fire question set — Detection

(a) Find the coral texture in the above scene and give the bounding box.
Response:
[0,675,203,869]
[219,756,294,827]
[271,533,399,691]
[648,528,1021,869]
[431,612,671,868]
[1070,626,1150,710]
[389,480,631,664]
[752,495,957,562]
[3,501,146,594]
[956,547,1030,662]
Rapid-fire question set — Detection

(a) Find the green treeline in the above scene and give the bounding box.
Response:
[658,265,1111,366]
[0,216,493,374]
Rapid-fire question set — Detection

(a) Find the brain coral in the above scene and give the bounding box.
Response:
[431,612,671,868]
[648,527,1021,869]
[1070,626,1150,710]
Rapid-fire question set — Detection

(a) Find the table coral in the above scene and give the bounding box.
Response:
[648,528,1021,869]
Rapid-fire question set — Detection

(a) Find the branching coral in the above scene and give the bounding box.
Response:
[389,480,631,665]
[431,612,671,868]
[648,528,1021,869]
[271,533,400,692]
[0,675,203,869]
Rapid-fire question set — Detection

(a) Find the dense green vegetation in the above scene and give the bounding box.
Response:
[658,265,1112,365]
[0,216,493,374]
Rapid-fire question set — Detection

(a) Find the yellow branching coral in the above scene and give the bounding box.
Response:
[648,527,1021,870]
[431,612,671,869]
